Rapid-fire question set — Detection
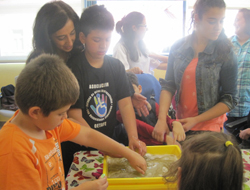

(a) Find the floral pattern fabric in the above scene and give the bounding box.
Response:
[65,150,104,190]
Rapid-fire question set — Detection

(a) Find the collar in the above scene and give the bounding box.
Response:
[180,32,217,55]
[231,35,250,44]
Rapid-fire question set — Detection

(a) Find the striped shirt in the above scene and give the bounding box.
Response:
[228,35,250,117]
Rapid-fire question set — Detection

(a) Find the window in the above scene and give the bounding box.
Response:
[97,1,185,55]
[0,0,82,62]
[0,0,249,62]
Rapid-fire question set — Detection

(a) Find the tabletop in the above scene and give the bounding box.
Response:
[66,149,250,190]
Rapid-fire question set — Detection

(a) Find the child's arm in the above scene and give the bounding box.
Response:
[70,123,147,174]
[118,97,147,156]
[239,128,250,140]
[172,121,186,142]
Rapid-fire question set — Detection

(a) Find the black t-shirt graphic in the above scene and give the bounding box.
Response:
[67,53,132,138]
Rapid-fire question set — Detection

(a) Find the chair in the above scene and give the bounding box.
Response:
[136,73,161,103]
[225,111,250,146]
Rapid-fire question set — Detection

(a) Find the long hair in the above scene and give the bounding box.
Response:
[116,12,147,62]
[190,0,232,62]
[164,132,243,190]
[27,1,82,63]
[238,8,250,36]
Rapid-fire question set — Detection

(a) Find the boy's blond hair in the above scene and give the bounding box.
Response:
[16,54,79,116]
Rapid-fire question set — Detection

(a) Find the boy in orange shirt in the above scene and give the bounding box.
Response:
[0,54,147,190]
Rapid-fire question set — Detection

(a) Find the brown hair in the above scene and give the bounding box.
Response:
[238,8,250,35]
[164,132,243,190]
[16,54,79,116]
[190,0,232,62]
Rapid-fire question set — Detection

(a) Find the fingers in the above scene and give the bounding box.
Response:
[141,105,149,117]
[136,108,142,117]
[138,140,147,156]
[135,165,146,175]
[98,175,108,190]
[152,132,164,142]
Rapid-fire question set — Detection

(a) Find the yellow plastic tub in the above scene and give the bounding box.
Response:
[103,145,181,190]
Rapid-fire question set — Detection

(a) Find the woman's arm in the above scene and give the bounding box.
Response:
[180,49,238,131]
[149,52,168,63]
[179,102,229,131]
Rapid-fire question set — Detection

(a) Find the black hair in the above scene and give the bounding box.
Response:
[27,1,82,63]
[80,5,114,36]
[116,12,147,62]
[191,0,232,62]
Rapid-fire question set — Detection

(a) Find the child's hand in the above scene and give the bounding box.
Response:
[165,135,181,148]
[239,128,250,140]
[129,137,147,156]
[127,150,147,175]
[172,121,186,142]
[77,174,108,190]
[152,119,169,142]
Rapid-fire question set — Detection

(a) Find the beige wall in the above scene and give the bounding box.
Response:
[0,64,166,121]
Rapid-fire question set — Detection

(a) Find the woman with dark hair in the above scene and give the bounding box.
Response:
[27,1,83,63]
[224,8,250,148]
[152,0,238,142]
[113,11,168,74]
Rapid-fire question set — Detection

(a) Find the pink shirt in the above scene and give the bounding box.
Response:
[177,58,226,132]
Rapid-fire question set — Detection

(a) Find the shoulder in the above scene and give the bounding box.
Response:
[67,51,84,68]
[113,40,125,50]
[113,40,127,54]
[169,35,191,55]
[0,124,31,155]
[104,55,125,68]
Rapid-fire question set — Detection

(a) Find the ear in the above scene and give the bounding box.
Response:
[79,32,86,44]
[28,106,42,120]
[132,25,137,32]
[177,167,182,188]
[194,13,200,25]
[138,85,142,93]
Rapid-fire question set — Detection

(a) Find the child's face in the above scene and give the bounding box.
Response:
[132,84,142,94]
[80,29,112,60]
[51,19,76,53]
[36,104,71,130]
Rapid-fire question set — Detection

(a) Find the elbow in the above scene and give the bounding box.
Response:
[220,94,238,110]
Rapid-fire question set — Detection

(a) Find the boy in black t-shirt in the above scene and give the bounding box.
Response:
[63,5,147,176]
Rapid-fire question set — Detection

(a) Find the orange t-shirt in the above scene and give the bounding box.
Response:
[0,110,81,190]
[177,58,226,132]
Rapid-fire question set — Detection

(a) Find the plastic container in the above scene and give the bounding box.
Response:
[103,145,181,190]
